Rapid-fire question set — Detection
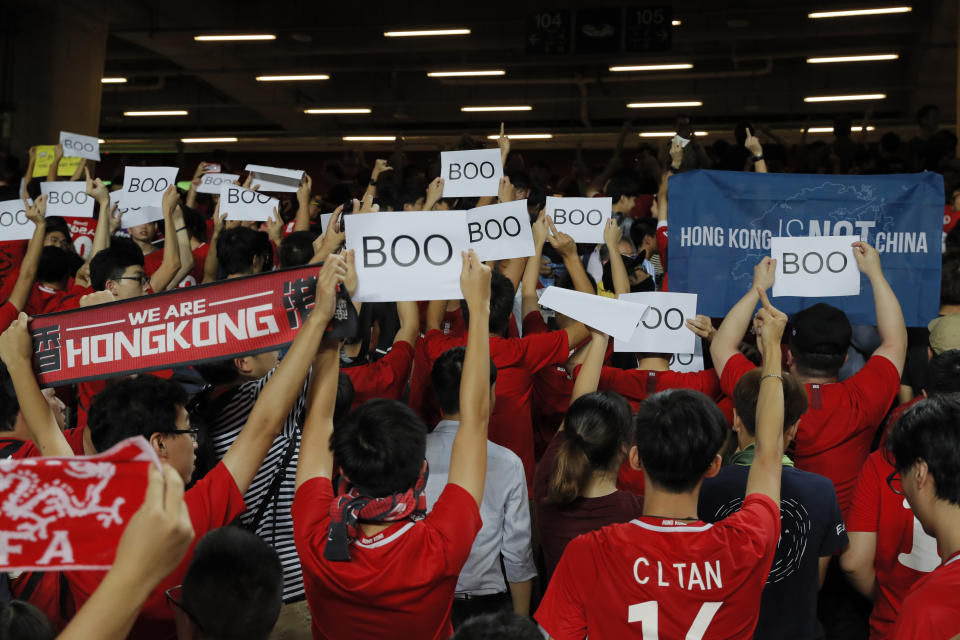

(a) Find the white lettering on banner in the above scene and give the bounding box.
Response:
[121,167,179,208]
[197,173,240,194]
[545,196,611,243]
[465,200,535,261]
[219,185,278,222]
[59,131,101,162]
[40,182,95,218]
[616,292,698,355]
[0,198,34,242]
[770,235,860,298]
[346,211,469,302]
[35,531,74,566]
[440,149,503,198]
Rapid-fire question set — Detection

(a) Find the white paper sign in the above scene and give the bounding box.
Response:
[245,164,303,193]
[770,235,860,298]
[40,182,94,218]
[537,286,648,341]
[197,173,240,194]
[440,149,503,198]
[220,184,278,222]
[320,212,335,234]
[59,131,101,161]
[110,191,163,228]
[615,292,698,354]
[0,198,35,241]
[545,196,611,244]
[669,337,705,373]
[346,211,469,302]
[122,167,179,208]
[466,200,534,261]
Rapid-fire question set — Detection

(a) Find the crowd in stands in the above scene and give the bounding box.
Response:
[0,107,959,640]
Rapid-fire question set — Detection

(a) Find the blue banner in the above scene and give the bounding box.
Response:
[668,170,943,326]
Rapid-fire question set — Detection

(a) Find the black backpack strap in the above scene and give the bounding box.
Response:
[243,431,299,536]
[0,439,26,458]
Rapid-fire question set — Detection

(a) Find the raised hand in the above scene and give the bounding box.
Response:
[497,122,510,164]
[161,184,179,215]
[460,249,492,313]
[425,177,444,209]
[266,208,284,244]
[532,211,549,248]
[754,288,788,352]
[342,249,358,298]
[752,257,777,292]
[80,290,116,307]
[84,167,110,205]
[0,312,34,368]
[297,173,313,208]
[24,195,47,224]
[498,175,516,203]
[315,253,348,322]
[669,137,683,169]
[546,217,577,259]
[603,218,622,248]
[371,158,392,180]
[852,241,882,279]
[744,128,763,157]
[685,314,717,342]
[108,203,124,234]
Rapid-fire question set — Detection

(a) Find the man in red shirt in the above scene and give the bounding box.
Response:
[294,250,492,640]
[536,288,788,639]
[343,300,417,409]
[886,395,960,638]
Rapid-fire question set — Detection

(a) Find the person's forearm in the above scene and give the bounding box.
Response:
[571,333,607,404]
[395,301,419,346]
[296,339,341,487]
[58,566,153,640]
[150,209,181,291]
[166,225,194,290]
[202,230,220,283]
[521,250,543,319]
[89,199,112,262]
[607,244,630,297]
[294,200,310,232]
[754,158,768,173]
[9,219,46,310]
[47,156,61,182]
[185,184,198,209]
[563,253,594,295]
[840,557,876,600]
[710,287,759,375]
[751,343,784,492]
[508,581,532,617]
[425,299,446,333]
[5,356,73,457]
[869,271,907,356]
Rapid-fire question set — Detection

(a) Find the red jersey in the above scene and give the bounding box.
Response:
[293,477,481,640]
[944,205,959,234]
[892,552,960,640]
[143,247,164,275]
[722,352,898,515]
[23,282,89,316]
[424,324,570,484]
[64,462,245,639]
[408,335,442,428]
[0,300,18,333]
[656,222,668,291]
[593,365,721,412]
[0,427,87,459]
[177,242,210,288]
[523,311,574,459]
[76,369,176,429]
[0,240,27,288]
[536,493,780,640]
[343,341,414,410]
[847,450,939,638]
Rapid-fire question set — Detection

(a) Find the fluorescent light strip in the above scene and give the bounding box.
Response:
[806,126,876,133]
[256,74,329,81]
[672,19,682,25]
[807,54,899,63]
[97,139,106,144]
[123,110,189,116]
[485,134,552,140]
[428,70,505,77]
[384,29,470,37]
[181,137,238,143]
[627,101,703,108]
[808,6,911,18]
[610,63,693,72]
[194,34,276,41]
[639,131,708,137]
[305,108,372,114]
[343,136,396,141]
[462,105,532,112]
[804,93,886,102]
[101,77,127,84]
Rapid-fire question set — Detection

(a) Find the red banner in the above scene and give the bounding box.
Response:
[0,437,158,572]
[29,265,342,387]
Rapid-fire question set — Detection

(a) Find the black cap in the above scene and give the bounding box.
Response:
[788,303,852,355]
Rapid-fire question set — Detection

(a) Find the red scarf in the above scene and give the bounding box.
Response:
[324,464,429,562]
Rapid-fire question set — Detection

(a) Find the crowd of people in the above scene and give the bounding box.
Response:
[0,109,959,640]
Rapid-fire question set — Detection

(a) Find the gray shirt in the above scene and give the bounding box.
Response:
[424,419,537,595]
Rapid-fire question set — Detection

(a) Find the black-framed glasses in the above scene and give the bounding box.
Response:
[887,469,904,495]
[116,274,149,285]
[165,585,204,632]
[168,427,200,441]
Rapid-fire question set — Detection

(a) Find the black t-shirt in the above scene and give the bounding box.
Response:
[698,464,848,640]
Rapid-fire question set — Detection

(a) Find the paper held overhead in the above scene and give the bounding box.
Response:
[537,287,649,342]
[244,164,304,192]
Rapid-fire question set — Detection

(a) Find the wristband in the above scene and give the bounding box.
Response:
[670,163,682,172]
[176,226,187,232]
[369,180,377,186]
[753,154,764,162]
[760,373,783,384]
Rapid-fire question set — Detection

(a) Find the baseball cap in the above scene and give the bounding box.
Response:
[928,314,960,355]
[788,303,852,355]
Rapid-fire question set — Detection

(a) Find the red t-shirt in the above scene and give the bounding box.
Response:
[65,462,246,640]
[143,247,164,276]
[343,341,414,410]
[891,552,960,640]
[0,427,87,459]
[0,240,27,289]
[593,365,721,413]
[0,300,18,333]
[177,242,209,288]
[76,369,176,429]
[523,311,574,460]
[944,205,959,234]
[536,493,781,640]
[21,282,89,316]
[656,223,668,291]
[424,322,570,484]
[408,335,442,428]
[293,477,481,640]
[846,449,940,638]
[721,352,899,515]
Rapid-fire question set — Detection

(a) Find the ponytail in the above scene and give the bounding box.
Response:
[546,431,593,504]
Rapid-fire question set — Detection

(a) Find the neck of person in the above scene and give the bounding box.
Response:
[636,356,669,372]
[790,362,837,386]
[932,505,960,564]
[190,237,202,250]
[441,411,461,423]
[582,468,618,498]
[134,237,155,254]
[343,341,363,359]
[939,304,960,315]
[641,478,700,522]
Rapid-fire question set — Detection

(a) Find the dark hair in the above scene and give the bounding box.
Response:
[431,346,497,416]
[917,104,940,125]
[217,227,270,275]
[925,350,960,396]
[332,399,426,497]
[90,237,144,290]
[634,389,727,493]
[88,376,187,451]
[0,362,19,431]
[887,394,960,506]
[193,358,240,385]
[182,527,283,640]
[335,372,355,425]
[36,246,74,284]
[942,256,960,306]
[180,205,208,243]
[278,231,317,268]
[630,217,657,249]
[460,270,515,337]
[606,170,640,205]
[546,391,632,504]
[451,611,543,640]
[0,600,55,640]
[44,216,72,242]
[733,368,808,436]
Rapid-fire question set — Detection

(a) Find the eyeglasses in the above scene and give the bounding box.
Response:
[887,469,904,495]
[168,427,200,441]
[116,274,149,285]
[165,585,204,632]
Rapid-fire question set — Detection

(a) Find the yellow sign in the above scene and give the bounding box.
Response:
[32,145,83,178]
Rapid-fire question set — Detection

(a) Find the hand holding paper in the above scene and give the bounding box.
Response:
[537,287,648,342]
[770,235,860,298]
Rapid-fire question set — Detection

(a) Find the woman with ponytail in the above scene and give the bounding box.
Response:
[533,330,643,580]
